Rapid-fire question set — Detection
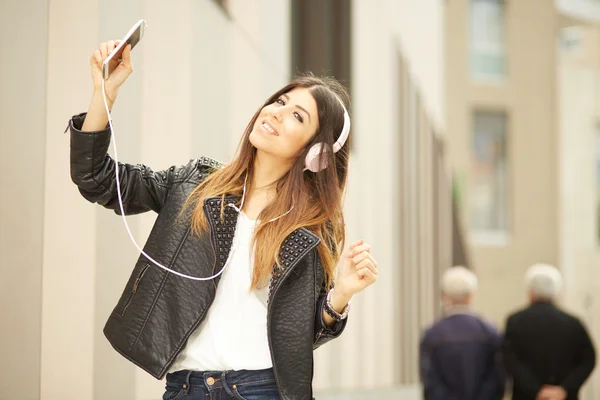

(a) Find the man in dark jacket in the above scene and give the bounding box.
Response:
[420,266,505,400]
[503,263,596,400]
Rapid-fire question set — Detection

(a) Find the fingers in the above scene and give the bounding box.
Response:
[97,40,121,61]
[91,40,133,91]
[351,244,376,264]
[121,44,133,71]
[91,49,102,69]
[347,241,378,268]
[351,243,371,256]
[100,42,108,59]
[355,257,378,276]
[352,250,374,264]
[107,40,116,55]
[349,239,364,251]
[357,266,377,283]
[93,49,102,64]
[344,239,378,286]
[346,240,367,258]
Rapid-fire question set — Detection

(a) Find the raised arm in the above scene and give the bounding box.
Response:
[70,41,190,215]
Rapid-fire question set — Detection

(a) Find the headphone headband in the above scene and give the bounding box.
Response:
[332,98,350,152]
[304,98,350,172]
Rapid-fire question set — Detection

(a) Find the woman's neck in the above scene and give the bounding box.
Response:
[251,151,290,190]
[242,152,290,219]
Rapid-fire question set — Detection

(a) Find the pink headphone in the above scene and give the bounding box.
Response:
[304,98,351,173]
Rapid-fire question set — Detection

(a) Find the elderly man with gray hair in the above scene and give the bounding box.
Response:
[419,266,505,400]
[503,263,596,400]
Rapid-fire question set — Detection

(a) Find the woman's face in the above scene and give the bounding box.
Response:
[249,87,320,164]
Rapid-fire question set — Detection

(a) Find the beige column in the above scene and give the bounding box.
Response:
[40,0,100,398]
[0,1,48,398]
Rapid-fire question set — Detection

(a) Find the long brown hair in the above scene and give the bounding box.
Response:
[184,74,350,290]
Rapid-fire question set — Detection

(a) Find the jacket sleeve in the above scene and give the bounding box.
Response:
[420,332,458,400]
[312,283,347,350]
[312,249,347,350]
[70,112,198,215]
[561,319,596,395]
[502,315,542,397]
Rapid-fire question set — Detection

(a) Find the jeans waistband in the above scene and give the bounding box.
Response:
[166,368,275,389]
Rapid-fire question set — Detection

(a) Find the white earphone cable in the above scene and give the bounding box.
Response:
[100,79,294,280]
[101,79,233,281]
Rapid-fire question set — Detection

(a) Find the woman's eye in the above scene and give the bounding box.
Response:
[275,98,285,105]
[294,112,304,123]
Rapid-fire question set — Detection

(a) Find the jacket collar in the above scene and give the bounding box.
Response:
[202,196,321,293]
[443,304,475,317]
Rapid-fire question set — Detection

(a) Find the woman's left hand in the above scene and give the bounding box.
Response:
[334,240,378,301]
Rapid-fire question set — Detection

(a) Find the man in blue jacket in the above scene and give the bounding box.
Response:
[420,266,505,400]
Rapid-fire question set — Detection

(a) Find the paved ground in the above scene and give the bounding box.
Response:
[315,385,421,400]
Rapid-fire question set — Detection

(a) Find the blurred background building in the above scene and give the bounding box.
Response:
[447,0,600,398]
[1,0,600,399]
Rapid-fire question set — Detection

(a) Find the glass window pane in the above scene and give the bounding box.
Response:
[470,0,506,79]
[470,111,509,232]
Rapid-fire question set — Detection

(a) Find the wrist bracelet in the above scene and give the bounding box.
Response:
[324,288,351,321]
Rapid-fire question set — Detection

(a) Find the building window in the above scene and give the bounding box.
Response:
[470,0,506,80]
[559,27,583,54]
[291,0,351,89]
[470,111,509,238]
[291,0,352,148]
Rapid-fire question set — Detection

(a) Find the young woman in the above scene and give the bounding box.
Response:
[69,40,378,400]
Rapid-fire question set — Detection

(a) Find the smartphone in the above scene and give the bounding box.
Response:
[102,19,147,80]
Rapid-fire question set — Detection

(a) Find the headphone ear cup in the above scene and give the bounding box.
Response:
[304,143,328,172]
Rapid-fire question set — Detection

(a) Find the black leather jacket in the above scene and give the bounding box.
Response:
[68,113,347,400]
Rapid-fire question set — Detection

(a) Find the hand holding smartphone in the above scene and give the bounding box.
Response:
[82,19,147,131]
[102,19,147,80]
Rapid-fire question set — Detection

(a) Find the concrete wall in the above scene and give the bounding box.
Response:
[0,0,48,398]
[556,0,600,25]
[558,25,600,399]
[312,0,448,392]
[387,0,446,132]
[447,2,600,398]
[446,0,560,327]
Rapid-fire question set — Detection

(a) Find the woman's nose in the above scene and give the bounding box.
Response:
[272,109,283,122]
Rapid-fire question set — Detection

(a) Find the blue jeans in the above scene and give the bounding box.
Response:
[163,368,281,400]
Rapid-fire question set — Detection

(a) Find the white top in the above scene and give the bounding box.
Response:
[169,212,272,372]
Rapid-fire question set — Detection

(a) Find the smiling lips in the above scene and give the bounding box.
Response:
[261,120,279,136]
